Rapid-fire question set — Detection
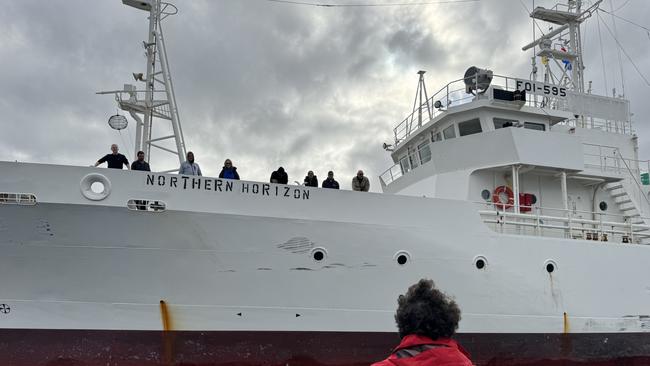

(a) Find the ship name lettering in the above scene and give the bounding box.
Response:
[145,174,308,200]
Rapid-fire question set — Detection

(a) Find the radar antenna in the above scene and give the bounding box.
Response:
[522,0,603,94]
[97,0,186,173]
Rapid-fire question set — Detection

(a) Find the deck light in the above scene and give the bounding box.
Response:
[108,114,128,130]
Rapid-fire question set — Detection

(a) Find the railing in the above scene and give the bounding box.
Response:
[0,192,37,205]
[392,74,632,145]
[380,140,433,186]
[583,143,650,175]
[476,201,650,244]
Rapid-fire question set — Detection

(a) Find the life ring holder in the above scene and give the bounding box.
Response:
[492,185,514,210]
[80,173,112,201]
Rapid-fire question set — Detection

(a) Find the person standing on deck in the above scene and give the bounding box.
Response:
[303,170,318,187]
[371,279,473,366]
[94,144,129,169]
[352,170,370,192]
[130,151,150,172]
[270,167,288,184]
[219,159,240,180]
[322,171,339,189]
[178,151,202,176]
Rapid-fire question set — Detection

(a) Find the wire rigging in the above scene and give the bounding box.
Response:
[608,0,626,97]
[264,0,479,7]
[596,12,609,94]
[610,0,631,13]
[598,8,650,39]
[596,11,650,88]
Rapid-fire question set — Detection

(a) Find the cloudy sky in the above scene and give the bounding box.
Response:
[1,0,649,191]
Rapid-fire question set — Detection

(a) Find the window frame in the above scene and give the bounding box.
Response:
[443,125,456,140]
[458,118,483,136]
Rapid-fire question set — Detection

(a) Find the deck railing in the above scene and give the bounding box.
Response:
[392,74,632,145]
[476,201,650,244]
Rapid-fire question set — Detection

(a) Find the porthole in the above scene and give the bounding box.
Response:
[311,247,327,262]
[599,201,608,211]
[544,259,557,273]
[481,189,491,200]
[394,251,411,266]
[473,255,487,270]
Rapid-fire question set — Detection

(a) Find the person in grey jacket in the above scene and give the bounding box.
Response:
[178,151,202,176]
[352,170,370,192]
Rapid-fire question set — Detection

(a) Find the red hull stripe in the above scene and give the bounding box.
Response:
[1,329,650,366]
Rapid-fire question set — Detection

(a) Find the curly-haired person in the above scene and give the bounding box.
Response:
[372,279,473,366]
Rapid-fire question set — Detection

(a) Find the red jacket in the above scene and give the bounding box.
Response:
[372,334,473,366]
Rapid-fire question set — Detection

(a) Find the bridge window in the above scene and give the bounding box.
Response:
[443,125,456,140]
[524,122,546,131]
[399,156,410,174]
[432,131,442,142]
[418,141,432,164]
[458,118,482,136]
[493,117,518,129]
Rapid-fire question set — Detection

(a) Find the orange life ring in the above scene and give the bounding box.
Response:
[493,185,514,210]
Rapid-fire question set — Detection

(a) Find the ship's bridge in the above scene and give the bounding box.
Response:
[378,70,650,245]
[380,72,632,190]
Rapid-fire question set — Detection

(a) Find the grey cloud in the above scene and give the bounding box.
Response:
[1,0,650,191]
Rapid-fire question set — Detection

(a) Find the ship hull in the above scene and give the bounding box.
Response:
[2,329,650,366]
[2,163,650,365]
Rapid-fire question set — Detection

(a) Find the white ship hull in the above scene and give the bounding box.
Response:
[1,161,650,365]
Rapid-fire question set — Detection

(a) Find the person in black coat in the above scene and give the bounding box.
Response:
[322,171,339,189]
[270,167,288,184]
[95,144,129,169]
[131,151,151,171]
[304,170,318,187]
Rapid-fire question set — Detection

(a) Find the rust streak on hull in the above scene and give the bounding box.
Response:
[159,300,175,365]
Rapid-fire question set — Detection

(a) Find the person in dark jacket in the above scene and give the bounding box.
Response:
[219,159,240,180]
[130,151,151,171]
[372,279,473,366]
[95,144,129,169]
[303,171,318,187]
[322,171,339,189]
[270,167,288,184]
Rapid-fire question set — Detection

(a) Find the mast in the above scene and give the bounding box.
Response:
[97,0,186,173]
[522,0,602,94]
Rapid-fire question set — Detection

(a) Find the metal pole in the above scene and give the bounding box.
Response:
[513,165,520,214]
[561,171,569,211]
[142,0,158,161]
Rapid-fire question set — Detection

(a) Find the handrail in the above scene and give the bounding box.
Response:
[392,74,633,145]
[476,201,650,244]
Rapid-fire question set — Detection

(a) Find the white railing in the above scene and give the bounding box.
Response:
[392,74,632,145]
[0,193,37,205]
[476,201,650,244]
[380,141,433,186]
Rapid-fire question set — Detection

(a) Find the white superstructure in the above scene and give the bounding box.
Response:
[1,1,649,365]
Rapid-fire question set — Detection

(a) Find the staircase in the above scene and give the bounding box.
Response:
[605,182,650,244]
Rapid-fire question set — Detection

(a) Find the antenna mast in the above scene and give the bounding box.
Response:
[409,71,433,134]
[98,0,186,172]
[522,0,602,94]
